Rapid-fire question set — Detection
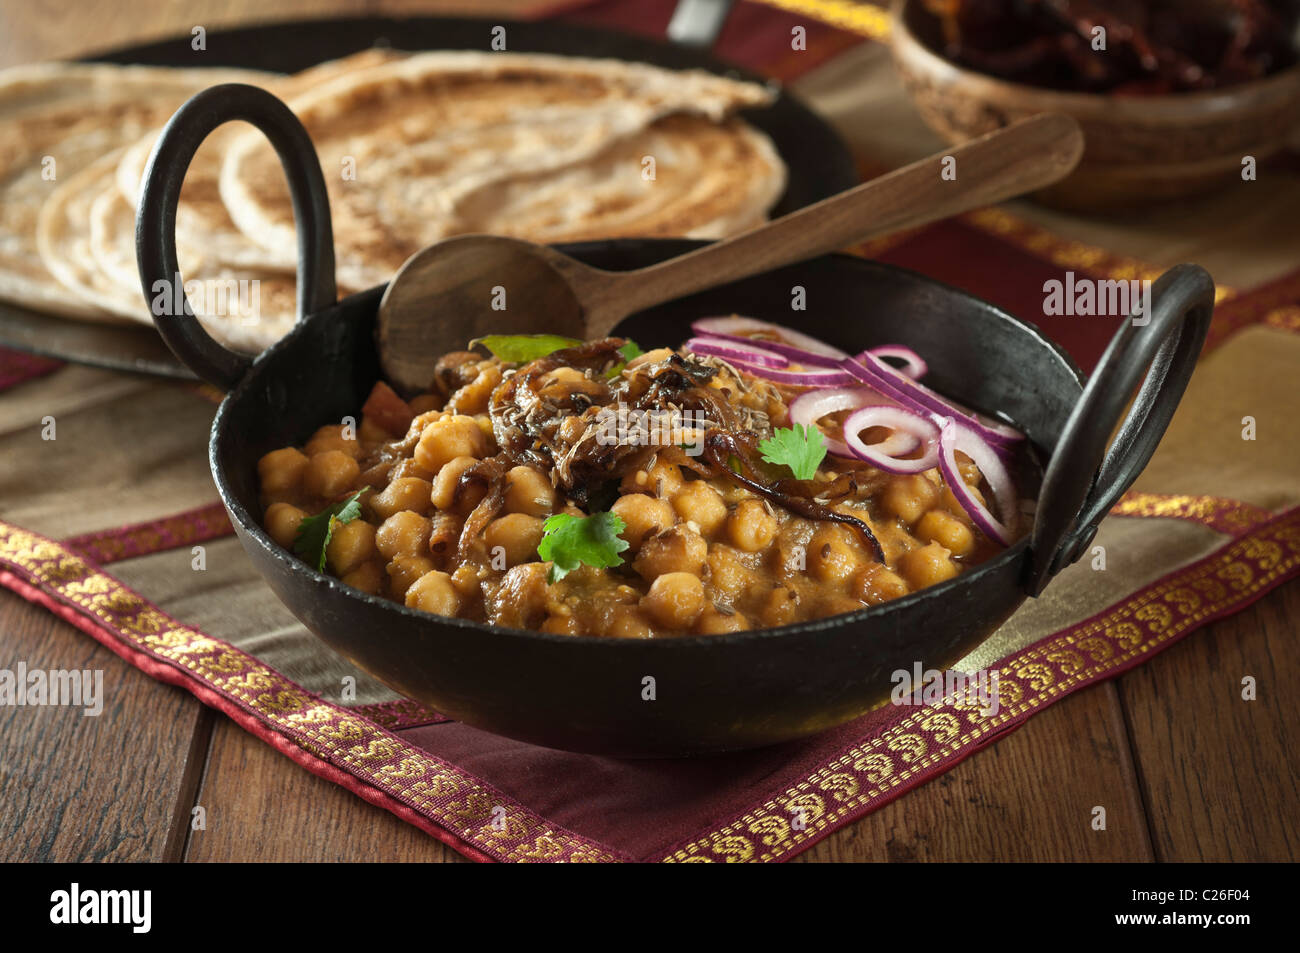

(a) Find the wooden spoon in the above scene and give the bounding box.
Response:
[377,112,1083,393]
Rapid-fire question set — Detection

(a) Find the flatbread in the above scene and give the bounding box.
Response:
[451,114,786,242]
[38,148,298,352]
[220,51,783,289]
[0,62,273,320]
[30,50,405,350]
[113,48,407,273]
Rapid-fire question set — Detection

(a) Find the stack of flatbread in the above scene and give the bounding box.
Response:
[0,49,787,353]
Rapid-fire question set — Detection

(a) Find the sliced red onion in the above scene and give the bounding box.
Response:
[788,387,918,457]
[934,415,1018,546]
[691,315,850,367]
[841,353,1023,451]
[725,358,856,387]
[864,345,927,380]
[684,337,789,368]
[842,405,940,474]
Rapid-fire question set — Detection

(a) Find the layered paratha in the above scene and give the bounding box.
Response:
[0,62,271,320]
[220,51,785,289]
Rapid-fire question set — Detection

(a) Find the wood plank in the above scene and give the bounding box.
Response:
[0,589,209,862]
[1118,578,1300,862]
[797,682,1155,861]
[184,714,466,862]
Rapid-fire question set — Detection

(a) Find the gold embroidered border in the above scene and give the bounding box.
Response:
[1265,306,1300,334]
[1110,491,1274,536]
[754,0,892,41]
[0,520,621,863]
[961,208,1240,303]
[663,507,1300,861]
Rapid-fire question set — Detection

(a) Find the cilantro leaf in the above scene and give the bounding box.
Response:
[292,488,367,572]
[470,334,582,364]
[536,511,630,584]
[758,424,827,481]
[605,338,645,378]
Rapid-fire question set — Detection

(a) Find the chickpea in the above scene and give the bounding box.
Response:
[429,455,480,511]
[341,561,384,596]
[881,474,941,526]
[671,482,728,538]
[405,569,461,616]
[484,513,546,568]
[706,544,757,600]
[627,347,672,368]
[414,415,486,473]
[540,612,580,636]
[634,526,707,580]
[620,458,684,498]
[504,465,556,517]
[916,509,975,558]
[489,563,550,629]
[604,609,653,639]
[727,499,777,553]
[556,415,584,444]
[258,448,308,496]
[326,519,377,576]
[303,450,360,499]
[760,585,801,627]
[955,451,982,487]
[611,493,676,550]
[375,511,432,560]
[694,607,749,634]
[542,366,586,386]
[807,526,862,585]
[390,458,435,482]
[642,572,705,630]
[264,502,306,548]
[852,564,910,605]
[385,555,436,599]
[305,424,360,459]
[897,542,960,590]
[450,562,484,597]
[370,477,434,520]
[447,365,503,415]
[941,484,984,519]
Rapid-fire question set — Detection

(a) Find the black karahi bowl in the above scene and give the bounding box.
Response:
[137,86,1214,756]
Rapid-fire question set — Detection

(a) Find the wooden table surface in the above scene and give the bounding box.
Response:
[2,0,1297,864]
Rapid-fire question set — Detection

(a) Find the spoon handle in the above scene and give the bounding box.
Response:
[584,112,1083,338]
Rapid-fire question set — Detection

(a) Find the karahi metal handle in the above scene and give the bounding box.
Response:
[136,83,336,391]
[1026,264,1215,595]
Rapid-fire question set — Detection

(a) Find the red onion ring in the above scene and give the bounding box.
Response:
[841,353,1023,451]
[934,416,1018,545]
[683,337,789,368]
[788,388,919,458]
[842,405,940,474]
[724,358,856,387]
[863,345,928,380]
[691,316,849,367]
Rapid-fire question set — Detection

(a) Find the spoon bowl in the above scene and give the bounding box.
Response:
[375,111,1085,393]
[378,236,587,387]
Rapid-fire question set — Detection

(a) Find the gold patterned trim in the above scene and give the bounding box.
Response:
[663,507,1300,861]
[0,520,621,863]
[754,0,892,41]
[961,208,1239,303]
[1111,491,1274,536]
[1264,306,1300,334]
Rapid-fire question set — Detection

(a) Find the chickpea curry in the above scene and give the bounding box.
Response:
[257,319,1028,638]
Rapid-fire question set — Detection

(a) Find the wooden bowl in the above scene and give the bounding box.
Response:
[890,0,1300,211]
